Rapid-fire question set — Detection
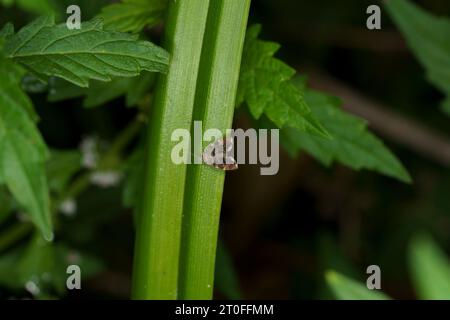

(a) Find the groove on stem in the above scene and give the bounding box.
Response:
[179,0,252,300]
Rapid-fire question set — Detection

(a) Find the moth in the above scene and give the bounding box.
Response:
[202,136,238,171]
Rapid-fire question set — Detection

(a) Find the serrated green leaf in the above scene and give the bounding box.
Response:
[386,0,450,112]
[46,149,82,194]
[98,0,167,33]
[326,270,391,300]
[0,54,53,240]
[238,25,328,138]
[4,15,169,87]
[280,81,411,183]
[409,234,450,300]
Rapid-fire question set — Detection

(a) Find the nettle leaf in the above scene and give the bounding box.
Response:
[409,234,450,299]
[98,0,167,33]
[325,270,391,300]
[281,79,411,183]
[238,25,328,138]
[0,52,53,240]
[4,15,169,87]
[386,0,450,114]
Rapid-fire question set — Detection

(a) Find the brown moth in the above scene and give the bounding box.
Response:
[202,136,238,171]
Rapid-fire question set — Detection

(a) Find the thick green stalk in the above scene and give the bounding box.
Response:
[132,0,210,299]
[179,0,251,299]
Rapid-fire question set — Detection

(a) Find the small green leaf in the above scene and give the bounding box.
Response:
[386,0,450,113]
[409,234,450,300]
[326,270,391,300]
[98,0,167,33]
[4,15,169,87]
[0,54,53,240]
[238,25,328,138]
[46,150,82,195]
[280,80,411,183]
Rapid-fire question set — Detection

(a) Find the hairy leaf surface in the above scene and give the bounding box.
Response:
[238,25,328,137]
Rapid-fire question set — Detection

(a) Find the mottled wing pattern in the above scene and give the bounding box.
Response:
[202,137,238,171]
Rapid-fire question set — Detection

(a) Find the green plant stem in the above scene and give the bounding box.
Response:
[131,0,211,300]
[179,0,251,300]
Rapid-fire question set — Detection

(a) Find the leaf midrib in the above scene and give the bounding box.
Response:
[10,50,166,61]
